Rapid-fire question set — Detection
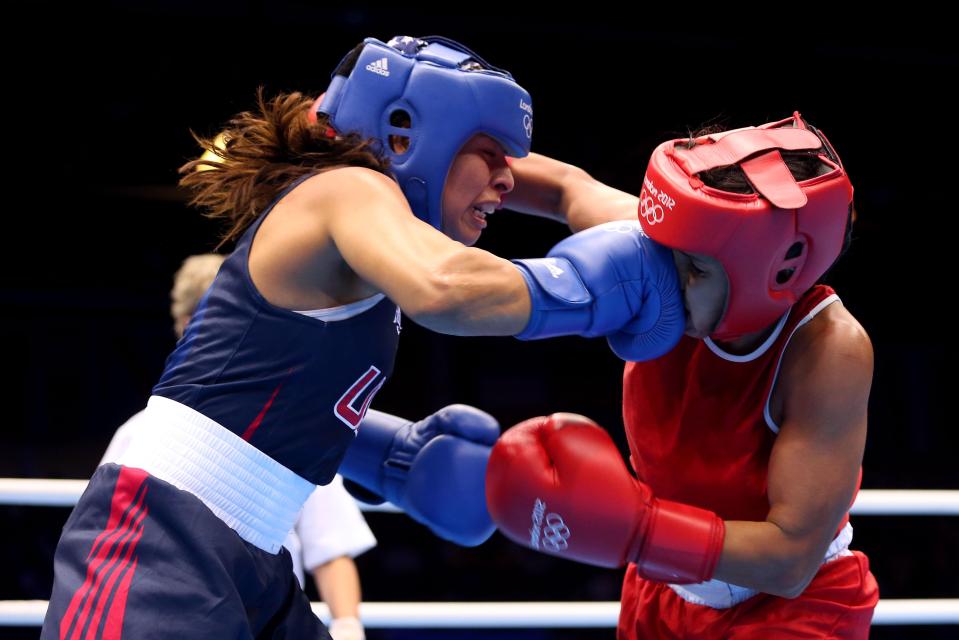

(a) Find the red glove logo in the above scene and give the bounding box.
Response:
[530,498,570,552]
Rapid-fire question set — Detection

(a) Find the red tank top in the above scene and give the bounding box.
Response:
[622,285,856,526]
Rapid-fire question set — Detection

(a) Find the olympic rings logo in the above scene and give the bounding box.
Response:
[541,512,570,552]
[530,498,571,553]
[640,192,665,226]
[523,115,533,139]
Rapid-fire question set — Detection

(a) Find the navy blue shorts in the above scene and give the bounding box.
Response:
[42,463,330,639]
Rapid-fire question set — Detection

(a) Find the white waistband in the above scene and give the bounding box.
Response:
[668,522,855,609]
[114,395,315,553]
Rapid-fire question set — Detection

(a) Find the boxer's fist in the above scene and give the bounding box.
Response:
[340,406,499,546]
[512,221,684,361]
[486,413,724,583]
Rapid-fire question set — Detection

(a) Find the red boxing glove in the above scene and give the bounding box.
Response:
[486,413,725,584]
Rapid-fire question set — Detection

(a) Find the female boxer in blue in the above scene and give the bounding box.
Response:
[41,36,684,639]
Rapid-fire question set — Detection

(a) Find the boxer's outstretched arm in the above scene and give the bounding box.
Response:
[315,167,682,358]
[507,153,638,232]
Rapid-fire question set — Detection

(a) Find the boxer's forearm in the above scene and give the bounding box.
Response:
[507,153,638,232]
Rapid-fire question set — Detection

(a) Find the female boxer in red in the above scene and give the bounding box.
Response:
[490,112,879,639]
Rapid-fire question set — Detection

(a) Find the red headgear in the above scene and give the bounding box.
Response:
[638,112,852,339]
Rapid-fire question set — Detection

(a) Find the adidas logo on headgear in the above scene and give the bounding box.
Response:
[365,58,390,77]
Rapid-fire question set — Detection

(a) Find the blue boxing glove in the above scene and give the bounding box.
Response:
[338,405,499,546]
[512,220,685,361]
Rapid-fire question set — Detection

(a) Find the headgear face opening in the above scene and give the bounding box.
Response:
[315,36,533,229]
[638,112,853,340]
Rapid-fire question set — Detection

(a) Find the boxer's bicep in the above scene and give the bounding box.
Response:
[322,168,528,334]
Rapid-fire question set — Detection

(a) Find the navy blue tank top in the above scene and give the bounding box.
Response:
[154,176,400,484]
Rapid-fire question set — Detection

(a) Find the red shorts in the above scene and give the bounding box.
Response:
[618,551,879,639]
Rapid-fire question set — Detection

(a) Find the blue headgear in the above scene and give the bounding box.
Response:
[316,36,533,229]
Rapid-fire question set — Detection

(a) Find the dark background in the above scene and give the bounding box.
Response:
[1,3,956,638]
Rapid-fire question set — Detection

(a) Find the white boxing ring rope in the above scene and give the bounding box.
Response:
[0,478,401,512]
[2,599,957,628]
[2,479,958,515]
[2,479,957,628]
